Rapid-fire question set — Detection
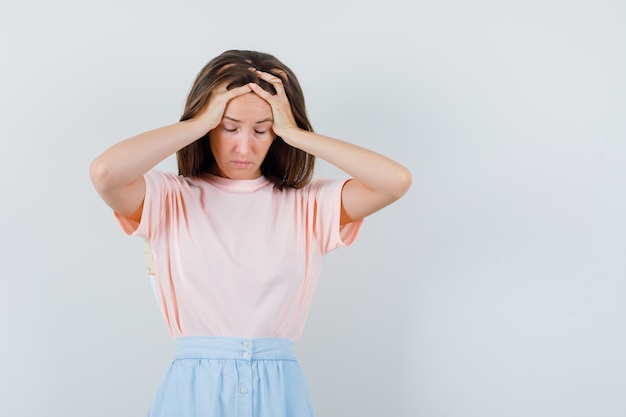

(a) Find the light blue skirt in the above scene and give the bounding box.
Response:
[147,337,315,417]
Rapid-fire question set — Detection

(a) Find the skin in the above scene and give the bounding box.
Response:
[90,70,412,226]
[209,93,275,180]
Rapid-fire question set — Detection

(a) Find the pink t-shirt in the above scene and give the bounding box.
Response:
[115,170,362,341]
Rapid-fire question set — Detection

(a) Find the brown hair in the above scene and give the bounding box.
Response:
[177,50,315,189]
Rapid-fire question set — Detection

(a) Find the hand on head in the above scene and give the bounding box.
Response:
[247,69,299,137]
[193,83,253,131]
[191,70,298,140]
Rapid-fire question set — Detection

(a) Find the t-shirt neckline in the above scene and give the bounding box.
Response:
[202,173,271,193]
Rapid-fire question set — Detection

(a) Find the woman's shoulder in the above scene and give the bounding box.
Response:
[286,177,348,201]
[145,169,183,181]
[304,176,348,190]
[144,170,208,193]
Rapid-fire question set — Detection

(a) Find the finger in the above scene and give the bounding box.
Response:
[248,67,283,80]
[256,68,286,79]
[209,84,252,109]
[253,69,284,86]
[253,70,287,96]
[248,82,276,103]
[250,72,287,102]
[224,83,253,98]
[212,81,251,96]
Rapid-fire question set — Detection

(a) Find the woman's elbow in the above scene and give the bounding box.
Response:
[89,157,114,194]
[391,166,412,199]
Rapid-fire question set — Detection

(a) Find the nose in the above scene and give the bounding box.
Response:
[234,131,252,154]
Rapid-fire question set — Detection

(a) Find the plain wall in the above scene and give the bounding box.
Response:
[1,0,625,416]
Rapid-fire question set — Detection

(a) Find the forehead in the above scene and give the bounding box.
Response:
[223,93,272,122]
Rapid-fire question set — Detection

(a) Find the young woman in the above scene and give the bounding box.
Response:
[90,49,411,417]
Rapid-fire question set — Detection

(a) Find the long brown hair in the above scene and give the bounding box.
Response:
[177,50,315,189]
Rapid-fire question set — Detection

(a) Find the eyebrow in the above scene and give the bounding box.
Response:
[223,116,273,124]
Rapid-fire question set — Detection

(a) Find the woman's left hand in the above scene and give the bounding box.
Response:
[248,69,299,139]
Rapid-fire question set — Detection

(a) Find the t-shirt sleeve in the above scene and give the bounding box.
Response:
[310,178,363,254]
[113,170,174,241]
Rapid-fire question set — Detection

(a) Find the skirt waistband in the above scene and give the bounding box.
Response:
[174,336,296,361]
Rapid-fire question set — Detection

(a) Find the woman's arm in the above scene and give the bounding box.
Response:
[89,84,253,220]
[276,129,411,224]
[249,73,412,224]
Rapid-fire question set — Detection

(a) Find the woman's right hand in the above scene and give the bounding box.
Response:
[90,83,252,220]
[191,83,253,132]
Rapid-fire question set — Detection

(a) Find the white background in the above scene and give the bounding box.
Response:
[1,0,625,416]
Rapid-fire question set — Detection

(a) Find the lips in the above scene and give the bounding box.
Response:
[232,160,252,168]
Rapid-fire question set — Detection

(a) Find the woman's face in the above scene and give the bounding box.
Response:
[209,92,275,180]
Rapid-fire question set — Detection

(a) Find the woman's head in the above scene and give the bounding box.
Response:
[177,50,315,188]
